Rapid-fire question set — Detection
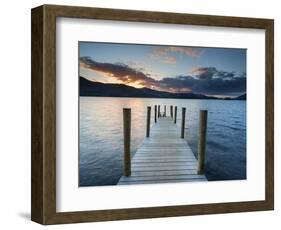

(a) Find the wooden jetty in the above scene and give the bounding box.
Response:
[118,106,208,185]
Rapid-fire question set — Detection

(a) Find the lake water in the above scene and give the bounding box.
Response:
[79,97,246,186]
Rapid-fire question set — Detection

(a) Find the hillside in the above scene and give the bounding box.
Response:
[80,76,245,100]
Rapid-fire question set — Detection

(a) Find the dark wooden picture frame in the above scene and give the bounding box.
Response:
[31,4,274,225]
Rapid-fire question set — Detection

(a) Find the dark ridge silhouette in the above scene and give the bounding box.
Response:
[80,76,246,100]
[235,93,246,100]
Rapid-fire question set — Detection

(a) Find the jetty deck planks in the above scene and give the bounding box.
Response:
[118,116,207,185]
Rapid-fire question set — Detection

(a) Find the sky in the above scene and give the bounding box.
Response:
[79,42,246,97]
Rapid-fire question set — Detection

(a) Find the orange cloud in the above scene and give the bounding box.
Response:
[162,56,177,64]
[80,57,159,89]
[151,46,202,65]
[152,46,203,59]
[166,46,203,58]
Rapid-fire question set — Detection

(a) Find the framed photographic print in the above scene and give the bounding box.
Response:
[31,4,274,224]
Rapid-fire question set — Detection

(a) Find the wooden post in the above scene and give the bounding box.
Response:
[154,105,157,123]
[146,106,151,137]
[123,108,131,176]
[181,108,186,138]
[164,105,166,117]
[197,110,208,174]
[158,105,160,118]
[170,105,173,118]
[174,106,177,124]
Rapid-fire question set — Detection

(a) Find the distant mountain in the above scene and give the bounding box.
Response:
[80,77,246,100]
[235,93,246,100]
[80,77,218,99]
[223,93,246,100]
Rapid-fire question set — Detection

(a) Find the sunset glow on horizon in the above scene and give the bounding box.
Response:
[79,42,246,97]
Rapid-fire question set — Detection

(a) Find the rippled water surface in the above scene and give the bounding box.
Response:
[79,97,246,186]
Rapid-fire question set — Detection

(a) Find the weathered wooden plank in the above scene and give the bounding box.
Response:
[132,160,197,164]
[135,155,194,159]
[134,154,195,158]
[137,146,193,149]
[130,170,198,177]
[133,159,197,162]
[136,152,194,155]
[118,178,207,185]
[136,150,193,153]
[136,149,194,153]
[119,174,206,182]
[135,154,195,157]
[132,162,197,167]
[135,151,195,154]
[132,159,197,163]
[132,165,197,171]
[134,155,196,159]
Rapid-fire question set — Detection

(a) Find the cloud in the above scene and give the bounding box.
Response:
[153,46,203,58]
[151,46,202,64]
[159,75,246,95]
[192,67,217,80]
[166,46,203,58]
[80,56,158,87]
[216,71,235,79]
[162,56,177,64]
[80,57,246,96]
[192,67,236,80]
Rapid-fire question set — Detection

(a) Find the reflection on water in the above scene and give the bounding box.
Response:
[79,97,246,186]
